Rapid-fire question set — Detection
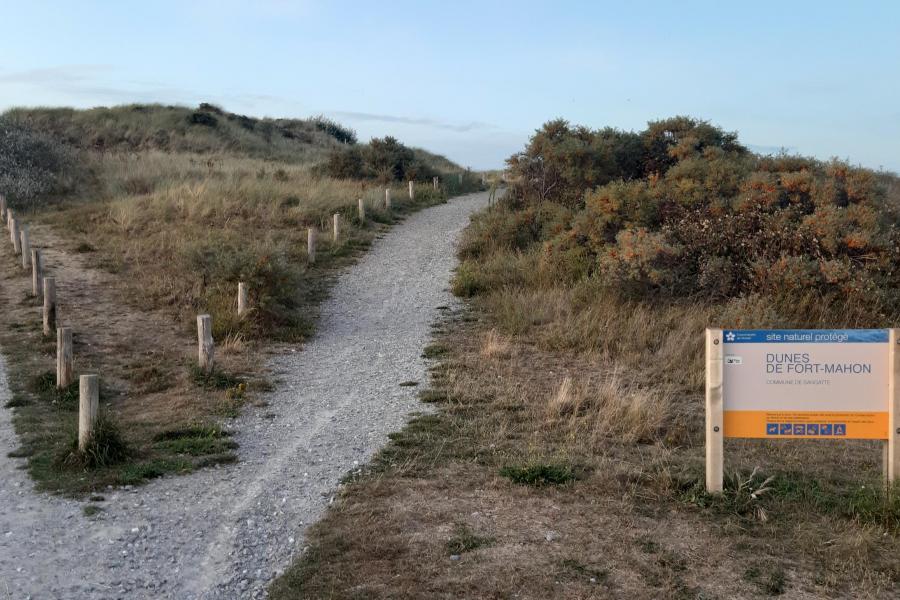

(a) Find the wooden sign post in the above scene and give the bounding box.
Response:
[705,328,724,493]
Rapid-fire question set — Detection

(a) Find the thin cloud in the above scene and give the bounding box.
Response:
[328,110,496,133]
[0,64,113,84]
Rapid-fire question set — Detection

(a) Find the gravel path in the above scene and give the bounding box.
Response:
[0,191,489,599]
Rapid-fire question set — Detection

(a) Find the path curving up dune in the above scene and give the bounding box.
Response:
[0,190,489,599]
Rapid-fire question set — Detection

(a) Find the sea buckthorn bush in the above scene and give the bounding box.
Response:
[493,116,900,318]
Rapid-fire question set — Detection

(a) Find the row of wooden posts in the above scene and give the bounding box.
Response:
[195,179,444,371]
[1,177,465,448]
[0,193,98,452]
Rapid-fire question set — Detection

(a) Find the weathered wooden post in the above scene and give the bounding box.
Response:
[31,249,42,298]
[358,198,365,223]
[0,193,6,221]
[6,208,11,232]
[57,327,74,388]
[458,172,463,185]
[887,329,900,485]
[237,282,248,317]
[197,314,214,373]
[42,277,56,336]
[384,188,391,211]
[433,176,439,191]
[78,374,99,451]
[10,217,20,254]
[408,181,415,200]
[705,328,724,493]
[20,224,30,269]
[333,213,340,242]
[307,227,317,264]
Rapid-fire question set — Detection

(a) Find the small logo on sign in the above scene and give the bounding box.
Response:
[725,332,736,342]
[725,355,742,365]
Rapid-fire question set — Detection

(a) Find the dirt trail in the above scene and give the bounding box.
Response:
[0,191,489,599]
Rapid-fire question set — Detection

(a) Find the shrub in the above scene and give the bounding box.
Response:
[0,118,82,207]
[311,115,357,145]
[188,112,218,127]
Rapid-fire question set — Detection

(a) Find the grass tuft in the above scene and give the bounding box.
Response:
[500,463,576,487]
[445,524,494,555]
[56,413,131,469]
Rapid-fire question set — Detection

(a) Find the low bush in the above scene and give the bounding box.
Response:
[0,118,82,207]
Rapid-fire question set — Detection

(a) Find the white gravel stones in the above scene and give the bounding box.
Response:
[0,191,489,598]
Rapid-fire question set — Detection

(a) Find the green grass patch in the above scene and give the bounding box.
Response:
[117,458,193,485]
[446,524,494,555]
[28,371,79,408]
[743,562,787,596]
[82,504,103,517]
[421,343,449,359]
[190,365,243,390]
[500,463,577,487]
[417,389,448,403]
[676,467,900,532]
[153,424,237,456]
[56,413,132,469]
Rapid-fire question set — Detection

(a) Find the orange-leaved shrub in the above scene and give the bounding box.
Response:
[498,116,900,318]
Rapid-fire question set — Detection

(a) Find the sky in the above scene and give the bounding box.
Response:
[1,1,898,171]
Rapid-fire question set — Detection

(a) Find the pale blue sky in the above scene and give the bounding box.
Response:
[1,1,898,171]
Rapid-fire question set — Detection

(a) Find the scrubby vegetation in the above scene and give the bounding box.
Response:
[318,134,474,184]
[2,103,347,163]
[275,117,900,599]
[0,119,83,206]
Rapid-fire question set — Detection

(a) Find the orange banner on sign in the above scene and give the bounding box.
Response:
[724,410,888,440]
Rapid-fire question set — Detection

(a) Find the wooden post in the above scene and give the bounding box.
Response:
[384,188,391,211]
[20,224,30,269]
[0,193,6,221]
[458,172,463,185]
[358,198,365,223]
[197,314,214,373]
[307,227,317,264]
[31,249,42,298]
[706,328,724,493]
[10,217,20,254]
[408,181,414,200]
[237,282,248,317]
[42,277,56,336]
[333,213,340,242]
[433,176,439,191]
[57,327,74,388]
[78,374,99,451]
[887,329,900,485]
[6,208,12,232]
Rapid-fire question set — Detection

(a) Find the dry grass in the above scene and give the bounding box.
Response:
[272,200,900,598]
[272,310,900,599]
